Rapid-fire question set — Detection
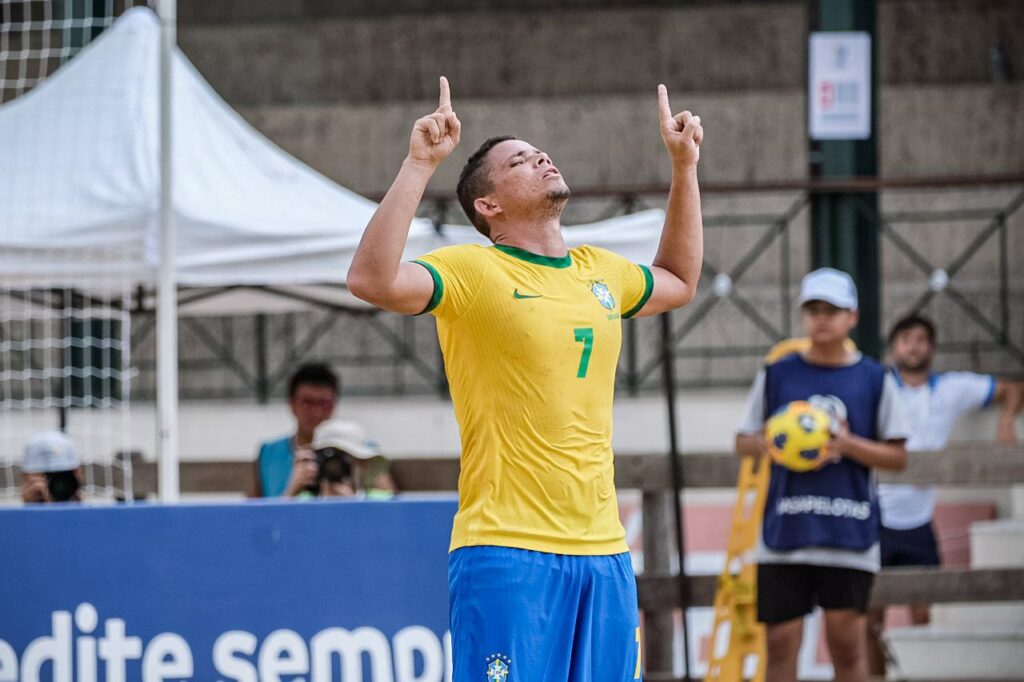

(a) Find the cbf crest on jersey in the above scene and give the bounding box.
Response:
[591,281,615,310]
[485,653,511,681]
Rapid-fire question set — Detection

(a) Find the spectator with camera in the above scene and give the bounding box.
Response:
[249,362,341,498]
[302,419,397,498]
[21,430,83,504]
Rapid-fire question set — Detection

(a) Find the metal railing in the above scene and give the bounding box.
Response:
[120,175,1024,402]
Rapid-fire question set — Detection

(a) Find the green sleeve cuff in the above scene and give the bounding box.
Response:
[622,264,654,319]
[412,259,443,315]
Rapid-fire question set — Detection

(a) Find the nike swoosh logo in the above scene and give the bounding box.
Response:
[513,289,543,299]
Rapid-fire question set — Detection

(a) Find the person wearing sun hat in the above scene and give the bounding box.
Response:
[21,430,83,504]
[309,419,396,498]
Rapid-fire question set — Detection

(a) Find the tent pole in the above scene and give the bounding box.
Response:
[156,0,179,502]
[660,313,692,680]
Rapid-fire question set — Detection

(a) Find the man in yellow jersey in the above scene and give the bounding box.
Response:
[348,76,704,682]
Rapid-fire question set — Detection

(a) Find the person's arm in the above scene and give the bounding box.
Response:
[831,423,908,471]
[21,473,50,503]
[347,77,461,314]
[736,432,768,459]
[832,370,909,471]
[282,448,319,498]
[994,379,1024,444]
[246,459,262,498]
[735,370,767,458]
[633,85,704,318]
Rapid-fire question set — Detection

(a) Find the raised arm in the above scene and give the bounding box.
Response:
[347,77,462,314]
[633,84,704,318]
[995,379,1024,444]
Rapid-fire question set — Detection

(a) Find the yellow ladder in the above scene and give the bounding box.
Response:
[703,454,769,682]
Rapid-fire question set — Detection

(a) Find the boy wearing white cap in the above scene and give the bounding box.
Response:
[735,268,911,682]
[21,430,83,504]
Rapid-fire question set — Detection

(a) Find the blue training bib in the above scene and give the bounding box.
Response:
[762,354,885,552]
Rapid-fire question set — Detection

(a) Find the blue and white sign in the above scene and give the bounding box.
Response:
[0,499,458,681]
[808,31,872,140]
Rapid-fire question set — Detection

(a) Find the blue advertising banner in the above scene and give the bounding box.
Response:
[0,498,458,682]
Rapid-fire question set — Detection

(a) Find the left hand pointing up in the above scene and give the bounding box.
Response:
[658,84,703,170]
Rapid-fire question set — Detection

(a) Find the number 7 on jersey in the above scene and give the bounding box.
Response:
[573,327,594,378]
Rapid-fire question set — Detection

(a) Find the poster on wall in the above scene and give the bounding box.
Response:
[808,31,872,140]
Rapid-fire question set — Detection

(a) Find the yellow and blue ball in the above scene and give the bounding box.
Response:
[765,400,832,472]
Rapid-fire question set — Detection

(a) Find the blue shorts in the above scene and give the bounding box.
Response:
[449,545,642,682]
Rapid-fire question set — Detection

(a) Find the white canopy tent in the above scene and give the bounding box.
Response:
[0,7,669,499]
[0,7,667,312]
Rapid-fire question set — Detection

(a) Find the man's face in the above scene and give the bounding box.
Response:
[482,139,570,215]
[890,325,933,373]
[801,300,858,345]
[289,383,337,434]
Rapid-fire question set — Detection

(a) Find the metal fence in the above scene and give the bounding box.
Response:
[122,176,1024,402]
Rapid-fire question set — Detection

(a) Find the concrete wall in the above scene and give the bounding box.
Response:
[176,0,1024,103]
[880,84,1024,177]
[878,0,1024,85]
[170,0,1024,191]
[236,90,808,194]
[231,82,1024,194]
[178,4,806,105]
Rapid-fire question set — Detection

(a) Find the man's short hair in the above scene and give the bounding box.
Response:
[457,135,516,238]
[288,362,340,398]
[888,314,937,346]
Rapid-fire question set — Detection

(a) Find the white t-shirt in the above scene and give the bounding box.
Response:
[878,371,996,530]
[737,356,912,572]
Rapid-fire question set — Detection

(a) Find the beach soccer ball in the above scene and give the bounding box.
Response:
[765,400,832,472]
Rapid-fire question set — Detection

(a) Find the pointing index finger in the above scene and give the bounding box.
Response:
[439,76,452,112]
[657,84,672,126]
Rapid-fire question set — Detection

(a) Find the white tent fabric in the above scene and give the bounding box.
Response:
[0,7,666,307]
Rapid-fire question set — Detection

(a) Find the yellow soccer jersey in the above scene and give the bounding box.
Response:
[414,243,654,555]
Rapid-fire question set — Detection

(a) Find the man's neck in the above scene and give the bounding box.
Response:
[804,340,855,367]
[897,367,930,387]
[294,430,314,448]
[491,216,567,258]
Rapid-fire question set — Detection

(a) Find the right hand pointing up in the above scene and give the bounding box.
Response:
[409,76,461,167]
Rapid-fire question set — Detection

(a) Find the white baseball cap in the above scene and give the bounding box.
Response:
[798,268,858,310]
[311,420,380,459]
[23,430,80,474]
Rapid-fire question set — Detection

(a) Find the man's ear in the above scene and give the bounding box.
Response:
[474,196,501,220]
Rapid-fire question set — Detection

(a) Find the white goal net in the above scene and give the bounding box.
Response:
[1,0,152,502]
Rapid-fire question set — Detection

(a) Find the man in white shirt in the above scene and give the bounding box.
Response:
[867,314,1024,676]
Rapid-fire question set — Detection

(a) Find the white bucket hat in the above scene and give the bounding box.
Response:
[23,430,80,473]
[311,420,380,459]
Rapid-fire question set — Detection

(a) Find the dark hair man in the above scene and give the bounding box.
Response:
[867,314,1024,675]
[347,77,704,681]
[248,362,340,497]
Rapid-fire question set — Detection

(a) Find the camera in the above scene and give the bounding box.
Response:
[46,469,80,502]
[304,446,353,495]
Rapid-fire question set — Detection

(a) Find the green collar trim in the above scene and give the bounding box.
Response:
[492,244,572,269]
